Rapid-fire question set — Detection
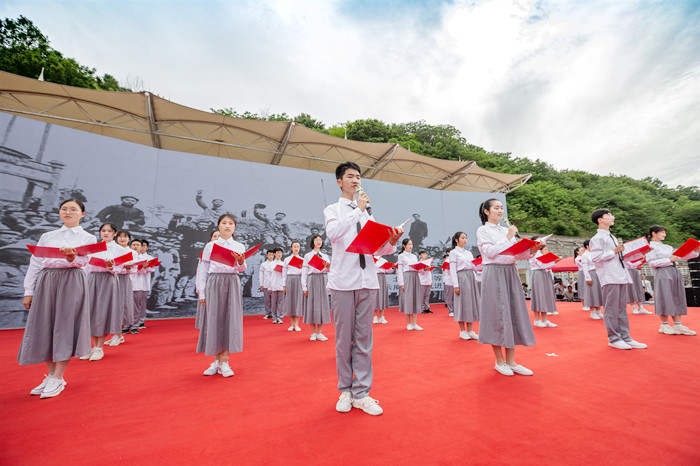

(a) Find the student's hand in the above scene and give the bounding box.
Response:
[387,227,403,246]
[613,245,624,254]
[401,285,405,291]
[60,247,76,262]
[587,280,593,286]
[325,261,331,270]
[283,286,286,294]
[124,264,133,271]
[506,225,518,240]
[231,251,245,265]
[105,259,114,269]
[200,299,205,307]
[529,243,544,254]
[554,257,563,263]
[357,191,370,212]
[670,255,679,263]
[23,296,32,310]
[303,291,308,297]
[259,286,263,292]
[454,287,460,296]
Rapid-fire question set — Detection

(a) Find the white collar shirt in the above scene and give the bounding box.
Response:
[301,250,330,292]
[589,229,631,286]
[195,237,247,300]
[397,251,419,287]
[477,222,533,265]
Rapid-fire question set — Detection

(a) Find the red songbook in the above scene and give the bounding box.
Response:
[379,261,395,270]
[288,255,304,269]
[274,263,284,273]
[441,262,450,271]
[410,258,433,271]
[472,257,483,266]
[26,245,65,258]
[131,260,147,269]
[244,243,262,259]
[113,251,135,266]
[673,238,700,258]
[426,266,436,272]
[373,257,379,263]
[210,243,242,267]
[308,254,329,271]
[145,258,160,268]
[500,239,538,256]
[623,237,651,258]
[88,257,109,268]
[536,252,560,264]
[346,220,394,255]
[75,242,107,256]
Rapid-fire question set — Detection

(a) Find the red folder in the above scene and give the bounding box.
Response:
[244,243,262,259]
[288,255,304,269]
[26,245,65,258]
[673,238,700,258]
[500,239,537,256]
[131,260,147,269]
[425,266,436,272]
[623,237,651,257]
[145,258,160,268]
[410,262,427,271]
[210,243,241,267]
[441,262,450,270]
[274,263,284,273]
[379,261,395,270]
[88,257,109,268]
[75,242,107,256]
[113,251,135,266]
[308,254,329,271]
[346,220,393,255]
[536,252,560,264]
[472,257,483,266]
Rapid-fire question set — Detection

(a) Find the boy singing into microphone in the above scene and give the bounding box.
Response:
[590,209,647,350]
[324,162,402,416]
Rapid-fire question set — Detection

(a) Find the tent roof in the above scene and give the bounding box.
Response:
[0,71,531,193]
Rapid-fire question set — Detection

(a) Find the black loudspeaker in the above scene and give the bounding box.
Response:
[688,258,700,271]
[686,288,700,307]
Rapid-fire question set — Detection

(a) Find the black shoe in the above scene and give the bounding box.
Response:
[138,324,146,329]
[130,327,140,334]
[422,309,433,314]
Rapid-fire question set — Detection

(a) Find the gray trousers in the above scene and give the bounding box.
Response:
[262,287,272,316]
[330,289,376,399]
[133,291,149,325]
[444,285,454,312]
[602,284,631,343]
[422,284,431,310]
[270,291,284,319]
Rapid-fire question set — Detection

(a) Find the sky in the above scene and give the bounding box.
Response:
[2,0,700,187]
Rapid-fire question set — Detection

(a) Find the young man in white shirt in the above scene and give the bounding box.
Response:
[323,162,402,416]
[590,209,647,350]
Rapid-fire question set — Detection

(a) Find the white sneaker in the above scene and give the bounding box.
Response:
[632,308,641,314]
[533,320,545,328]
[544,321,558,328]
[467,330,479,340]
[638,308,653,315]
[30,374,53,395]
[448,312,454,317]
[107,336,120,347]
[675,325,696,336]
[316,333,328,341]
[352,396,383,416]
[336,392,352,413]
[288,326,295,331]
[407,324,414,331]
[582,306,591,311]
[40,376,66,398]
[203,361,219,376]
[89,347,104,361]
[294,326,301,332]
[310,333,317,341]
[659,324,679,335]
[590,313,602,320]
[218,361,234,377]
[626,339,648,349]
[378,317,388,324]
[459,330,471,340]
[508,364,534,376]
[373,316,379,324]
[412,324,424,331]
[79,348,94,360]
[608,340,632,350]
[547,311,559,316]
[494,362,514,376]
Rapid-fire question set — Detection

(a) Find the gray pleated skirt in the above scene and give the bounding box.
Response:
[303,273,331,324]
[652,266,687,316]
[577,273,585,301]
[626,269,645,303]
[584,270,603,307]
[454,269,480,322]
[376,273,388,310]
[116,274,134,328]
[400,270,422,314]
[478,264,536,348]
[284,274,304,317]
[530,269,556,314]
[17,268,91,365]
[88,271,121,336]
[196,273,243,355]
[195,299,203,330]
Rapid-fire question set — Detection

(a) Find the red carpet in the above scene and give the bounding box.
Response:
[1,302,699,465]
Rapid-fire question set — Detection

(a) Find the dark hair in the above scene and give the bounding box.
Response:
[401,238,411,252]
[583,239,590,249]
[266,249,274,255]
[531,235,540,241]
[59,198,86,212]
[99,223,118,234]
[591,208,611,225]
[274,247,283,254]
[648,225,667,240]
[419,250,426,256]
[451,231,466,248]
[117,230,131,241]
[209,230,219,241]
[140,239,149,247]
[290,240,301,249]
[309,234,323,250]
[130,239,142,246]
[217,213,236,226]
[478,198,500,225]
[573,247,583,258]
[335,161,361,180]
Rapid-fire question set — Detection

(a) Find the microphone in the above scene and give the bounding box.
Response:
[502,218,521,239]
[355,185,372,216]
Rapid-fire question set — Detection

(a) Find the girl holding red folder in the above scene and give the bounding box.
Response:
[82,223,121,361]
[106,230,136,347]
[476,199,542,377]
[449,232,480,340]
[529,241,560,328]
[398,238,424,330]
[646,226,699,336]
[373,257,393,324]
[301,235,331,340]
[195,230,220,330]
[283,241,304,332]
[196,214,246,377]
[19,198,96,399]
